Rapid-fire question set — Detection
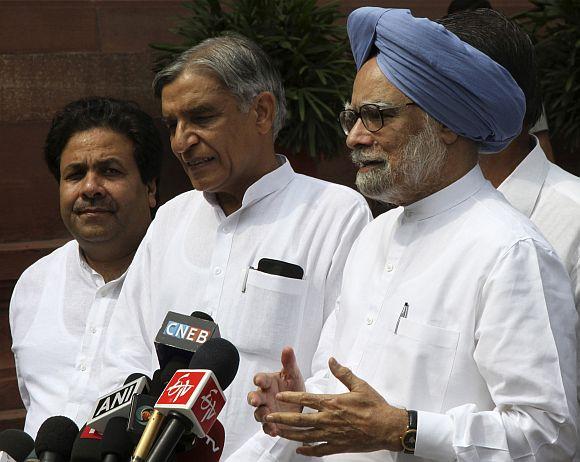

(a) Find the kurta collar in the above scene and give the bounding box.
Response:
[403,164,486,221]
[76,242,126,286]
[203,154,296,212]
[497,136,549,218]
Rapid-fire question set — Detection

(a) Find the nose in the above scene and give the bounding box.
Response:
[171,121,200,160]
[80,171,106,199]
[346,118,374,150]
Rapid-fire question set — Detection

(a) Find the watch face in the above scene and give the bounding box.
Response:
[402,429,417,451]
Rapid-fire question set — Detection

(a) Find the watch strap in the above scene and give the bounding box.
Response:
[401,410,418,454]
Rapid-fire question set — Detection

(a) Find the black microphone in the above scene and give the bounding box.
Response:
[147,338,240,462]
[154,311,220,370]
[70,424,102,462]
[100,417,133,462]
[0,430,35,462]
[34,416,79,462]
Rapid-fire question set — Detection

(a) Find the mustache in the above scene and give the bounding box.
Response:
[350,147,384,165]
[73,199,116,214]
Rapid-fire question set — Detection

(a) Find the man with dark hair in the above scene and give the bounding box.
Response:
[248,8,576,461]
[447,0,492,14]
[446,0,555,159]
[10,97,163,437]
[99,34,371,459]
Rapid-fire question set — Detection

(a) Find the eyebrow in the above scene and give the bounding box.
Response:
[61,157,125,172]
[344,100,401,110]
[162,103,221,121]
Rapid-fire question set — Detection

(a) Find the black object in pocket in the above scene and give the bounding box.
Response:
[257,258,304,280]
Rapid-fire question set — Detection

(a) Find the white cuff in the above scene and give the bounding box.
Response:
[414,410,455,461]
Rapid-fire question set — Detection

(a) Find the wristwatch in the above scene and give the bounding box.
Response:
[400,410,418,454]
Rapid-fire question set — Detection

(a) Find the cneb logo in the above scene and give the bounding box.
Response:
[164,321,210,344]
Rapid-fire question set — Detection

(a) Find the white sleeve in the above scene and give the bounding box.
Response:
[9,276,34,411]
[415,239,577,461]
[99,226,159,393]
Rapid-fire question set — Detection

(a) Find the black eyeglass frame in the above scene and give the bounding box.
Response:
[339,102,416,135]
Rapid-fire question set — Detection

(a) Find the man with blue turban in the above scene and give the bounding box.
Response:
[247,7,577,461]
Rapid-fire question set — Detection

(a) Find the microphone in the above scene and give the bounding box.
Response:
[175,419,225,462]
[155,311,220,369]
[130,360,188,462]
[147,338,240,462]
[70,424,103,462]
[34,416,79,462]
[87,374,151,433]
[0,430,35,462]
[100,417,133,462]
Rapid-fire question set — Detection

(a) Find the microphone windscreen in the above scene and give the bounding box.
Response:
[34,416,78,460]
[188,338,239,390]
[161,358,188,384]
[124,373,151,390]
[149,369,163,399]
[190,311,214,322]
[101,417,133,460]
[149,358,189,398]
[0,430,35,462]
[70,425,101,462]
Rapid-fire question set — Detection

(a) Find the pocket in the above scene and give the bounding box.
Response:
[361,318,459,413]
[233,268,308,358]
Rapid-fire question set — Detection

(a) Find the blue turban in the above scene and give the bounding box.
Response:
[347,7,526,153]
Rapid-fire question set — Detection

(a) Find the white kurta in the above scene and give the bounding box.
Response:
[10,240,125,437]
[498,137,580,307]
[316,166,577,461]
[99,157,372,459]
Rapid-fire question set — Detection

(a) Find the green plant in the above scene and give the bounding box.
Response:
[151,0,354,157]
[514,0,580,152]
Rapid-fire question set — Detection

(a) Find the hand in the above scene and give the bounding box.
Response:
[265,357,408,457]
[247,346,305,436]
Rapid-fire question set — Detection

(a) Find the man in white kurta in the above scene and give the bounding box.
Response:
[10,241,125,437]
[249,8,577,461]
[438,11,580,459]
[317,165,577,460]
[10,97,162,437]
[99,35,371,460]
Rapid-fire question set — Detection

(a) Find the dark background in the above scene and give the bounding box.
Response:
[0,0,545,431]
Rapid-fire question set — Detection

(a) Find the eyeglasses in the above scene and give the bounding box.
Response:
[339,102,416,135]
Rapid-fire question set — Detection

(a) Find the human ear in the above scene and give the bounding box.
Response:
[439,125,459,145]
[147,179,157,209]
[253,92,276,135]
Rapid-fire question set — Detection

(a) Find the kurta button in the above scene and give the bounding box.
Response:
[214,267,222,276]
[366,316,374,325]
[90,327,97,334]
[80,364,87,371]
[386,263,394,272]
[223,227,230,234]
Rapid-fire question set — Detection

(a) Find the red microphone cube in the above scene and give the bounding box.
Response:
[155,370,226,437]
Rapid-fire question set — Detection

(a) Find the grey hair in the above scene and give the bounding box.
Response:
[153,33,286,139]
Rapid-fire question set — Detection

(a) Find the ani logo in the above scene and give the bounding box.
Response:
[166,373,195,403]
[199,389,219,422]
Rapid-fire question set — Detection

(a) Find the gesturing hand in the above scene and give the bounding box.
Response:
[247,346,305,436]
[265,357,408,457]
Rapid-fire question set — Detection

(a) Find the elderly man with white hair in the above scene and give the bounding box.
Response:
[249,7,577,461]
